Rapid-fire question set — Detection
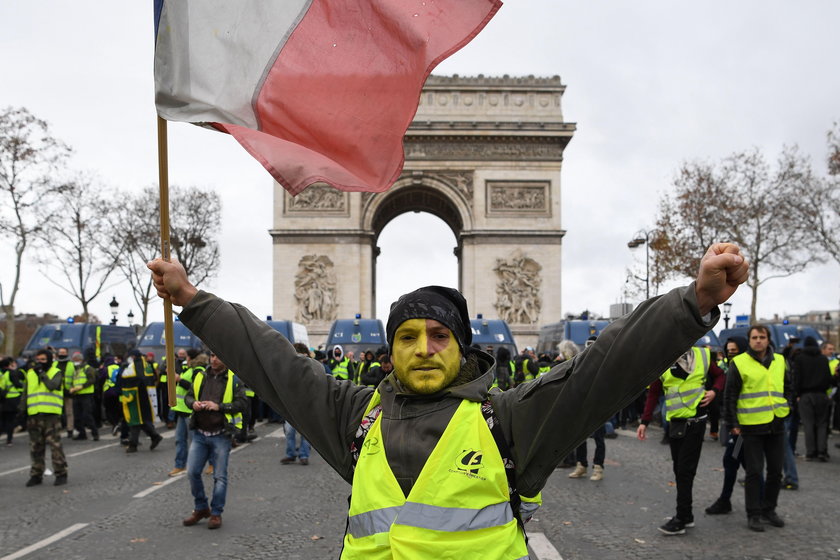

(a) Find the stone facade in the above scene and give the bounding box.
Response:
[271,75,575,348]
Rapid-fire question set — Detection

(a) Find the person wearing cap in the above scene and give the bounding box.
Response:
[69,351,99,441]
[148,242,748,557]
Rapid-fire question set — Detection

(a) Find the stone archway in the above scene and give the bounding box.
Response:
[270,75,575,347]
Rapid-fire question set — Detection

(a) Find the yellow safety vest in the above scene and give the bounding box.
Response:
[661,347,709,421]
[171,366,201,414]
[733,353,789,425]
[58,360,76,392]
[1,370,23,399]
[103,363,120,392]
[25,365,64,415]
[73,364,96,395]
[333,358,352,381]
[191,370,243,430]
[343,393,530,560]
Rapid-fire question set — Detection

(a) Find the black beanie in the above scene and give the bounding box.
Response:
[386,286,471,353]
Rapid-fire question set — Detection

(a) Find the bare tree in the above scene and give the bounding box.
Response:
[105,185,221,326]
[0,107,71,354]
[34,174,119,321]
[652,147,817,321]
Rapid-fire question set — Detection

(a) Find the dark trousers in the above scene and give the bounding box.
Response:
[742,430,784,518]
[103,391,121,426]
[787,406,800,453]
[718,428,765,501]
[1,402,21,443]
[128,421,160,448]
[72,394,98,438]
[668,419,706,521]
[799,392,830,457]
[709,399,721,435]
[156,383,170,423]
[575,425,606,467]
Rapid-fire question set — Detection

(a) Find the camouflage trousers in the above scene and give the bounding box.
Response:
[28,413,68,477]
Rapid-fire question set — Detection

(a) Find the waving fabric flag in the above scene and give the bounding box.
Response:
[153,0,502,195]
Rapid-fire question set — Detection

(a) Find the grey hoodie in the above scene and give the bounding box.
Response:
[179,282,713,498]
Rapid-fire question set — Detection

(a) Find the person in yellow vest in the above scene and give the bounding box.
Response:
[723,324,792,532]
[19,349,68,487]
[150,242,748,556]
[68,351,99,441]
[822,342,840,444]
[182,351,247,530]
[169,352,208,477]
[0,357,25,446]
[637,346,724,534]
[328,345,355,382]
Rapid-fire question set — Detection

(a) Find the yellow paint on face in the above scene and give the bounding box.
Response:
[392,318,462,394]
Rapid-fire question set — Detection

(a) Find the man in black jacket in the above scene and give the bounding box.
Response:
[792,336,832,461]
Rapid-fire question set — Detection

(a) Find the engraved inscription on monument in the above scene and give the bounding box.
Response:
[487,181,549,215]
[493,251,542,325]
[294,255,339,323]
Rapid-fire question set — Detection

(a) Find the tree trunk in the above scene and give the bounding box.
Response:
[3,305,15,356]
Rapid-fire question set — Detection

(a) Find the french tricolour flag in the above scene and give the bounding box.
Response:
[153,0,501,195]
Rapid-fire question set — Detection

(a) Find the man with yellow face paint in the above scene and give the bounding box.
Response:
[149,243,750,558]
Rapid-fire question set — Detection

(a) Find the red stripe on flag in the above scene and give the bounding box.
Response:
[219,0,501,194]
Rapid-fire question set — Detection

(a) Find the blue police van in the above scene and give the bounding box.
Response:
[470,315,517,357]
[325,316,387,359]
[137,318,309,362]
[536,319,611,354]
[21,322,137,359]
[719,324,824,352]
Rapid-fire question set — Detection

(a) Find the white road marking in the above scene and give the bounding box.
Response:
[265,427,286,438]
[528,532,564,560]
[0,523,89,560]
[132,442,250,498]
[0,442,121,477]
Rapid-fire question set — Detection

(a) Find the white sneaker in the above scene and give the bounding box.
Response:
[568,462,587,478]
[590,465,604,481]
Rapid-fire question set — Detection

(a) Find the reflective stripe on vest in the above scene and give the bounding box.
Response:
[661,347,710,421]
[25,366,64,415]
[192,370,242,429]
[342,394,529,560]
[333,358,351,381]
[733,352,789,425]
[171,367,200,414]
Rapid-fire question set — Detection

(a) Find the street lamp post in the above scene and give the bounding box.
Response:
[109,296,119,326]
[627,230,651,300]
[723,302,733,329]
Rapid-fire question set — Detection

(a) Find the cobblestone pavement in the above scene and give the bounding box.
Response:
[2,422,839,560]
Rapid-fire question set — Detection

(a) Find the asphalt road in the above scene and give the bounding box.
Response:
[1,422,839,560]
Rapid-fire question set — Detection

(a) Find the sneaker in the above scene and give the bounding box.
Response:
[73,434,87,441]
[658,517,686,535]
[705,498,732,515]
[748,516,765,532]
[280,456,297,465]
[568,462,587,478]
[54,474,68,486]
[25,476,43,487]
[150,434,163,450]
[589,465,604,481]
[168,468,186,477]
[761,511,784,527]
[126,446,138,453]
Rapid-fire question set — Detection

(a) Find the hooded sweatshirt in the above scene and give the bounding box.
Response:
[791,337,832,395]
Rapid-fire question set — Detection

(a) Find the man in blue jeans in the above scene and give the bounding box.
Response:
[182,352,247,529]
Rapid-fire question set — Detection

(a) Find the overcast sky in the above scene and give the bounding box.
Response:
[1,1,838,334]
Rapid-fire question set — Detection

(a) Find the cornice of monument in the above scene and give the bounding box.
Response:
[424,74,565,90]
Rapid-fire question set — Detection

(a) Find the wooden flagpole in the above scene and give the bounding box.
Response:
[157,116,177,408]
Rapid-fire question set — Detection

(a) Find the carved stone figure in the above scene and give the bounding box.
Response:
[294,255,338,323]
[493,252,542,324]
[287,184,346,212]
[488,183,548,211]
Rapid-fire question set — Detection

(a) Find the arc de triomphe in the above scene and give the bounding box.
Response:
[270,75,575,348]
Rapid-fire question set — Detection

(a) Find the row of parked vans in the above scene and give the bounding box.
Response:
[20,313,827,362]
[20,314,522,362]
